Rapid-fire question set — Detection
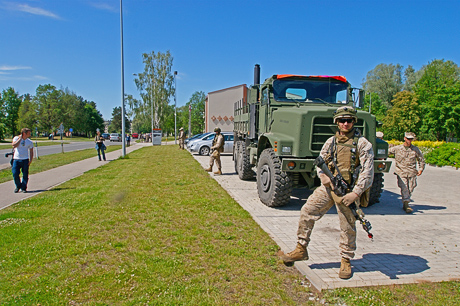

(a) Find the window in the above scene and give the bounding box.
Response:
[273,78,348,104]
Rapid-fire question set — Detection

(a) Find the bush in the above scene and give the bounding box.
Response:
[425,143,460,168]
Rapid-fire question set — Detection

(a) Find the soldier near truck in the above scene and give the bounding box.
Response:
[389,132,425,213]
[277,106,374,279]
[233,65,391,208]
[205,127,225,175]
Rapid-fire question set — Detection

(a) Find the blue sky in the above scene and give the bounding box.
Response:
[1,0,459,121]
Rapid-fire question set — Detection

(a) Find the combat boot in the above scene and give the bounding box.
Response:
[214,169,222,175]
[338,257,352,279]
[205,166,212,172]
[403,201,413,213]
[277,243,308,264]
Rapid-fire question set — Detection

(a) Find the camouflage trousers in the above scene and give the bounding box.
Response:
[209,150,221,169]
[396,175,417,202]
[179,139,185,149]
[297,185,357,259]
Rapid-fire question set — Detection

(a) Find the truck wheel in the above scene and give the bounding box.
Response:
[237,141,254,180]
[368,173,384,206]
[257,148,293,207]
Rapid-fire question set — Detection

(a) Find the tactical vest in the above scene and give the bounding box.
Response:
[327,129,360,186]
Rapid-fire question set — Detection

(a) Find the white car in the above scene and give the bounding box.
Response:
[189,132,234,155]
[110,133,122,142]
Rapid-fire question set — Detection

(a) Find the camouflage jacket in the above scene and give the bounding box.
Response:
[318,134,374,197]
[211,134,224,152]
[389,144,425,177]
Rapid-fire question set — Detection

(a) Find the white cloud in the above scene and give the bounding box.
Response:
[0,65,32,71]
[90,2,117,13]
[3,2,62,19]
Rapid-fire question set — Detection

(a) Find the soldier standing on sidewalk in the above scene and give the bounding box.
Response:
[388,132,425,213]
[205,127,224,175]
[178,127,186,150]
[277,106,374,279]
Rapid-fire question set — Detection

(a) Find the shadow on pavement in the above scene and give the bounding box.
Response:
[309,253,430,279]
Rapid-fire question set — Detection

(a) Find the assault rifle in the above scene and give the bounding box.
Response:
[314,156,374,239]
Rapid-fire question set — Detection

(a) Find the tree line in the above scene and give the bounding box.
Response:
[361,59,460,141]
[0,84,104,140]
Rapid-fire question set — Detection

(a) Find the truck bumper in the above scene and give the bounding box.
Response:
[281,158,392,173]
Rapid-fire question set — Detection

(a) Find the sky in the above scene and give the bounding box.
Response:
[1,0,459,121]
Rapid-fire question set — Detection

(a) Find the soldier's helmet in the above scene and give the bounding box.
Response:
[214,127,221,132]
[333,106,357,123]
[179,127,183,130]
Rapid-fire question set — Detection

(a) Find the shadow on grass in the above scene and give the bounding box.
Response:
[309,253,430,279]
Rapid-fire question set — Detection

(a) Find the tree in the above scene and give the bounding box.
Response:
[381,91,421,140]
[109,106,130,133]
[17,94,37,135]
[414,59,460,140]
[362,63,404,108]
[134,51,175,131]
[34,84,63,134]
[362,92,387,123]
[187,91,206,135]
[2,87,23,137]
[0,91,5,140]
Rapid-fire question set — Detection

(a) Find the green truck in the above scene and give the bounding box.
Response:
[233,65,391,207]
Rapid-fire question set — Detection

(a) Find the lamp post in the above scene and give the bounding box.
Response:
[120,0,126,157]
[174,71,177,144]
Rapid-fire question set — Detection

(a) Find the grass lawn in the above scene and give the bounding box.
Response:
[0,146,121,184]
[0,145,458,305]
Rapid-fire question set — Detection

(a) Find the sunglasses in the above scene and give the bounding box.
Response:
[338,118,354,124]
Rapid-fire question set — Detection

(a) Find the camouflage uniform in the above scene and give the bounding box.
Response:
[178,128,186,149]
[297,129,374,259]
[209,133,224,170]
[389,143,425,203]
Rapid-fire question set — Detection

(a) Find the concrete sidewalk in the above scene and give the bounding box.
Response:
[0,142,152,211]
[191,152,460,291]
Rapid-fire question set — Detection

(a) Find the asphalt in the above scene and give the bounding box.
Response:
[1,143,459,292]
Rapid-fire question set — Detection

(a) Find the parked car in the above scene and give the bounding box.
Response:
[189,132,234,155]
[186,133,211,150]
[110,133,122,142]
[132,133,138,139]
[185,133,204,144]
[102,133,110,140]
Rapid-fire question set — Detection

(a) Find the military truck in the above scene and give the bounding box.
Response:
[233,64,391,207]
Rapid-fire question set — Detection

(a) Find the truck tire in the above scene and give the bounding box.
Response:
[368,173,384,206]
[237,141,254,180]
[257,148,293,207]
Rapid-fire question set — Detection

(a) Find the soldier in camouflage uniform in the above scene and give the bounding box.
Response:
[278,106,374,279]
[205,127,224,175]
[388,132,425,213]
[178,127,186,150]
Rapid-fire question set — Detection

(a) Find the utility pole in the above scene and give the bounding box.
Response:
[174,71,177,144]
[120,0,126,157]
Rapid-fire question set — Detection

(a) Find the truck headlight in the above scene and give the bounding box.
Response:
[288,162,296,170]
[282,146,291,154]
[377,162,387,171]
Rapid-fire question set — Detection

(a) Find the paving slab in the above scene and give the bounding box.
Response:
[191,152,460,291]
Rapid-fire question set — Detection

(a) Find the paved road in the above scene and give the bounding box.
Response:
[191,152,460,291]
[0,140,122,169]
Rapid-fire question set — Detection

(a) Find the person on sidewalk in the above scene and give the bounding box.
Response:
[178,127,186,150]
[388,132,425,213]
[94,130,106,161]
[205,127,224,175]
[11,128,34,193]
[277,106,374,279]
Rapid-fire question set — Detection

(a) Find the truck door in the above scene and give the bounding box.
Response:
[259,87,270,133]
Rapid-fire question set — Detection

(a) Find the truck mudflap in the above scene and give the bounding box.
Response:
[281,158,392,173]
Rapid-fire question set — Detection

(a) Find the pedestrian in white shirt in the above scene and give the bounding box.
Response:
[11,128,34,193]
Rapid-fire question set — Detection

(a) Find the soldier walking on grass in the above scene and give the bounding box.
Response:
[205,127,224,175]
[277,106,374,279]
[388,132,425,213]
[178,127,186,150]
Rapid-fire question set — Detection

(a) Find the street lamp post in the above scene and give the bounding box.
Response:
[174,71,177,144]
[120,0,126,157]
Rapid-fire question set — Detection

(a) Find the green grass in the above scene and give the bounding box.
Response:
[0,141,72,150]
[0,146,121,184]
[0,145,458,305]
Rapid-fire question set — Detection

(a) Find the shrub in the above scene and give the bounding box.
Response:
[425,143,460,168]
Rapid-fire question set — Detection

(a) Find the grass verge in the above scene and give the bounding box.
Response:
[0,146,311,305]
[0,146,121,184]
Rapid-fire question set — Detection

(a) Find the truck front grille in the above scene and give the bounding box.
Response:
[311,117,365,152]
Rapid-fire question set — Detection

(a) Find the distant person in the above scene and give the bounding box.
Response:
[94,130,106,161]
[11,128,34,193]
[205,127,224,175]
[126,134,131,147]
[388,132,425,213]
[376,131,384,140]
[178,127,186,150]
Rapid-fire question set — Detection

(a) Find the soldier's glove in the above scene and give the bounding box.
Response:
[342,192,359,206]
[319,173,332,189]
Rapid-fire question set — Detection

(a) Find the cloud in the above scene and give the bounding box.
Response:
[90,2,118,13]
[3,2,62,19]
[0,65,32,71]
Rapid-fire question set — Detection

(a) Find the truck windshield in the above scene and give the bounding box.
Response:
[273,78,348,104]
